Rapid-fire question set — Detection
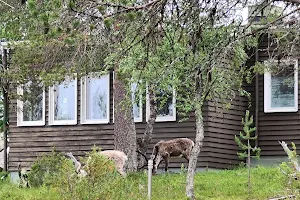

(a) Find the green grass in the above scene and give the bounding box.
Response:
[0,166,292,200]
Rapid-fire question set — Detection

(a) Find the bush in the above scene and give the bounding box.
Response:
[27,150,74,187]
[84,148,118,181]
[27,148,127,199]
[54,148,122,200]
[0,171,8,181]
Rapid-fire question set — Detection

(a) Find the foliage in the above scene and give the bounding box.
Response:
[83,147,118,182]
[235,110,261,160]
[27,150,73,187]
[279,161,300,195]
[279,142,300,195]
[0,166,290,200]
[0,171,8,180]
[26,147,131,199]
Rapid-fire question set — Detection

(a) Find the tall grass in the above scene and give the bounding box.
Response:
[0,166,289,200]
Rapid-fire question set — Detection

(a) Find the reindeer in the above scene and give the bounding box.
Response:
[67,150,128,177]
[151,138,194,174]
[99,150,128,176]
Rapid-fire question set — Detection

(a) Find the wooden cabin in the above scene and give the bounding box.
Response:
[1,33,298,175]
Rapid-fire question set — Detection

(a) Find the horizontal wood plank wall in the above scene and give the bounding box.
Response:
[203,53,256,169]
[8,73,210,171]
[205,96,249,169]
[257,34,300,157]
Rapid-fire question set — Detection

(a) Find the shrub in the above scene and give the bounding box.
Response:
[84,147,118,182]
[49,148,124,199]
[26,148,143,199]
[0,171,8,181]
[27,150,74,187]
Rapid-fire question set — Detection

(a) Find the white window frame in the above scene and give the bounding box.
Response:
[264,59,298,113]
[146,87,176,122]
[112,72,143,123]
[80,73,110,124]
[17,84,46,126]
[49,77,78,125]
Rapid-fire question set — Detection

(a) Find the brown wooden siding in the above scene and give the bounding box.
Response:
[8,73,212,171]
[7,70,253,170]
[204,95,249,168]
[256,34,300,157]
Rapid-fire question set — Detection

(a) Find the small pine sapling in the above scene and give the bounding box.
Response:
[235,110,261,192]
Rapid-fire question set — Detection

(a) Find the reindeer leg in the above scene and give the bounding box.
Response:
[118,167,126,177]
[183,153,190,162]
[153,155,162,175]
[163,155,169,173]
[182,151,191,170]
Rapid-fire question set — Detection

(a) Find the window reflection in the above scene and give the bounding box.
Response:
[271,66,295,108]
[131,83,142,121]
[22,82,43,122]
[54,80,76,121]
[85,76,108,120]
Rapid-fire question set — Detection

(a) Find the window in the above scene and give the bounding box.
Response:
[264,59,298,113]
[81,73,110,124]
[131,82,143,122]
[112,72,143,122]
[146,87,176,122]
[49,77,77,125]
[17,82,45,126]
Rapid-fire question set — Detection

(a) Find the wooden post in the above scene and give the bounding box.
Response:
[148,159,153,200]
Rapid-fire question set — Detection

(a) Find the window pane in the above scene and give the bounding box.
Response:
[23,83,43,121]
[86,76,108,120]
[54,80,76,121]
[157,89,173,117]
[131,83,140,119]
[271,67,295,108]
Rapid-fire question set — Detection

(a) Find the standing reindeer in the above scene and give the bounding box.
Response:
[151,138,194,174]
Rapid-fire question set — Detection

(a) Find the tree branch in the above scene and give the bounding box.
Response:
[277,0,300,4]
[87,0,162,18]
[0,0,15,9]
[66,152,88,177]
[242,6,300,38]
[279,141,300,172]
[91,0,161,10]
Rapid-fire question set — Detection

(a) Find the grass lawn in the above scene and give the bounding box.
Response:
[0,166,293,200]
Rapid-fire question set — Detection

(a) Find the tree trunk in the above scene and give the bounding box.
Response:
[186,86,204,199]
[137,86,157,169]
[113,68,137,172]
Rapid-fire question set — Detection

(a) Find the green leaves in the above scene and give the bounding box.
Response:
[104,18,113,28]
[27,0,36,10]
[97,6,106,15]
[126,12,136,21]
[68,0,75,9]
